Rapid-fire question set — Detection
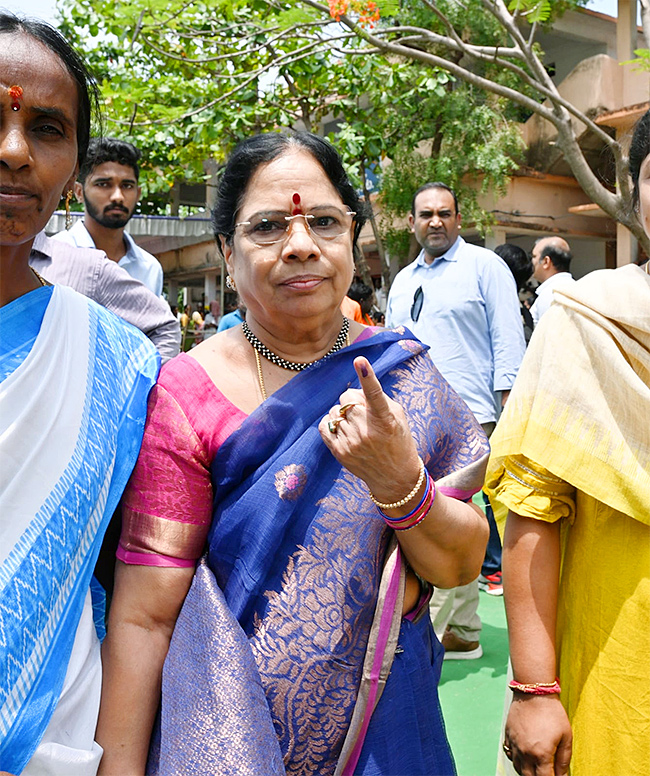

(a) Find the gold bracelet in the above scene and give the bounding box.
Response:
[369,457,426,510]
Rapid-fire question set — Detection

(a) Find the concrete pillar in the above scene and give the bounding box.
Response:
[169,182,181,217]
[617,0,637,61]
[167,279,178,307]
[203,159,220,211]
[485,228,507,251]
[616,222,638,265]
[204,270,218,304]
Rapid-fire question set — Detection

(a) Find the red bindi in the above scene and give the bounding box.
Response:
[8,85,23,111]
[292,192,303,215]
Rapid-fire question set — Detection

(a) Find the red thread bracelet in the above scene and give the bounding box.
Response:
[508,678,561,695]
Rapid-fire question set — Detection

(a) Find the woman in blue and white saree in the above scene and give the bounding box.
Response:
[0,14,158,775]
[98,133,490,776]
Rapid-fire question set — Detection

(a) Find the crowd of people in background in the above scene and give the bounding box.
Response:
[1,10,649,776]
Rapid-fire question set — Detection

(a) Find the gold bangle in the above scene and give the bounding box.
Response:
[369,457,426,510]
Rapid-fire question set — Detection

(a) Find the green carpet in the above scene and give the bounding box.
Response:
[438,592,509,776]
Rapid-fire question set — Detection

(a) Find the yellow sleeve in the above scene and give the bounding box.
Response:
[487,454,576,535]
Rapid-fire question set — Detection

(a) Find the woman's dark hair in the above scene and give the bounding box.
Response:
[494,243,532,291]
[629,108,650,211]
[0,12,100,168]
[212,132,368,254]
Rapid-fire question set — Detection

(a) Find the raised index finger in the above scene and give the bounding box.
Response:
[354,357,391,418]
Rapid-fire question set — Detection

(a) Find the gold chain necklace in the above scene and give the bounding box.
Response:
[253,328,352,402]
[31,268,49,287]
[254,348,268,402]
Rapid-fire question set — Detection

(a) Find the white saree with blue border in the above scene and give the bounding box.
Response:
[0,284,159,775]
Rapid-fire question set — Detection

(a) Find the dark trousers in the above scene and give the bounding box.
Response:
[481,492,502,576]
[480,421,502,577]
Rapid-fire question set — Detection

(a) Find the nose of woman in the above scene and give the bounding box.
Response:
[280,215,321,262]
[0,120,31,171]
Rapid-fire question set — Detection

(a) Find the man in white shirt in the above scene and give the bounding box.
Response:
[53,138,164,296]
[530,236,575,325]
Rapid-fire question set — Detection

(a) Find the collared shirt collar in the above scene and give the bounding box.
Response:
[414,235,464,268]
[32,231,50,258]
[535,271,573,296]
[72,220,135,262]
[68,220,97,249]
[122,230,137,253]
[120,230,139,264]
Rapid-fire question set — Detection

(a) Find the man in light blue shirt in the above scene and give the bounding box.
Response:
[387,184,525,424]
[387,182,525,658]
[53,138,164,297]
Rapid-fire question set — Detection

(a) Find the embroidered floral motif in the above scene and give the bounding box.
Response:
[398,338,425,354]
[274,464,308,501]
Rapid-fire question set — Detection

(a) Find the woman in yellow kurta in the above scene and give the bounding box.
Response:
[485,110,650,776]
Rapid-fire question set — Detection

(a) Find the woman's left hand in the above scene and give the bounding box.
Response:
[318,356,421,503]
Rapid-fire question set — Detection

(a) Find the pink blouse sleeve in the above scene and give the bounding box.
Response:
[118,354,247,567]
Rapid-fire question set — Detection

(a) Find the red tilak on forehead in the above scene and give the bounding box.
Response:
[292,192,302,215]
[8,85,23,111]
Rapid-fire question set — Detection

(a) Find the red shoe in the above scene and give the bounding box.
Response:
[478,571,503,596]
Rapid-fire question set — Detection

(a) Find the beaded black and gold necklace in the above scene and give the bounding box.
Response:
[242,318,350,372]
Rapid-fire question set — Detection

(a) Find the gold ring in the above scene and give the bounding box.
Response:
[328,418,342,434]
[338,403,357,418]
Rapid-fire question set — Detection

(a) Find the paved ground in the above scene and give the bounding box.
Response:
[438,592,510,776]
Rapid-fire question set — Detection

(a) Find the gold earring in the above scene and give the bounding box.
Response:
[65,190,74,230]
[226,274,237,291]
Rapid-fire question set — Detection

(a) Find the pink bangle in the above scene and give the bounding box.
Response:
[508,678,561,695]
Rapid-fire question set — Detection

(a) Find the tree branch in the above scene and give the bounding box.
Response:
[110,38,332,126]
[298,0,644,244]
[139,23,308,65]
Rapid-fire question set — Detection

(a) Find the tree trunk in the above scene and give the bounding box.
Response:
[359,160,392,292]
[640,0,650,50]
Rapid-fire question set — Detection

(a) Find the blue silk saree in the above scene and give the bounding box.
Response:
[150,327,488,776]
[0,284,159,774]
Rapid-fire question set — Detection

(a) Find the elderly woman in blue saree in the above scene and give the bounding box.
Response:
[0,14,158,775]
[97,133,490,776]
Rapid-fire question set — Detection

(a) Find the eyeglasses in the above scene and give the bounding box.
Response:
[234,206,356,247]
[411,285,424,322]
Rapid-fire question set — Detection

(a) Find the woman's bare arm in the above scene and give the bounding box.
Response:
[503,511,572,776]
[96,561,194,775]
[386,486,487,588]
